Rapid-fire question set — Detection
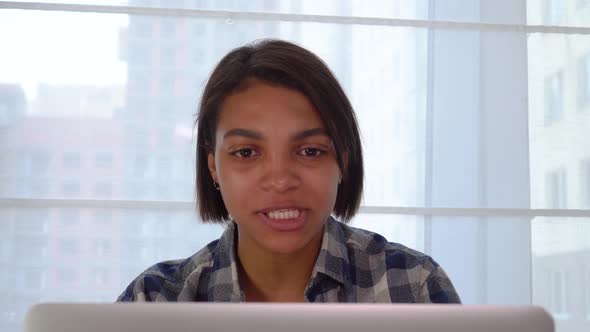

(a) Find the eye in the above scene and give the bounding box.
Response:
[231,148,259,159]
[299,147,326,157]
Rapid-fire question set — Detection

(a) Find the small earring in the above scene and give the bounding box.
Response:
[213,181,220,191]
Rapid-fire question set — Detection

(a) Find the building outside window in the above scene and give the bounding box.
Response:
[583,160,590,209]
[95,152,113,169]
[546,168,568,209]
[93,182,112,198]
[60,180,80,197]
[62,152,81,169]
[544,0,564,24]
[580,54,590,108]
[545,72,564,125]
[550,270,570,319]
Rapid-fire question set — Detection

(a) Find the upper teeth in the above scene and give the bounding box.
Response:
[267,209,300,220]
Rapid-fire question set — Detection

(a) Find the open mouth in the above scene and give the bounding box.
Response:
[264,209,301,220]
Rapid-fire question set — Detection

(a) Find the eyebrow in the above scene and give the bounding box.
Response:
[222,127,330,141]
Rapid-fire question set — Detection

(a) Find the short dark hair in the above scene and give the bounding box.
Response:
[195,39,363,223]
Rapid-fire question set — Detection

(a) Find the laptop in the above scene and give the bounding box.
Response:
[24,303,554,332]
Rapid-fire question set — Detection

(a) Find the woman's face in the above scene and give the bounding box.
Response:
[208,79,341,255]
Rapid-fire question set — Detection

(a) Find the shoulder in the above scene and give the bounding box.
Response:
[337,222,460,303]
[338,222,433,269]
[117,239,219,302]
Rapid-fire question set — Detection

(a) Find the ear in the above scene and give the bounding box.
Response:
[339,151,349,180]
[207,152,218,184]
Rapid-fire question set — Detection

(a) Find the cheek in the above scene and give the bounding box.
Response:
[302,166,340,205]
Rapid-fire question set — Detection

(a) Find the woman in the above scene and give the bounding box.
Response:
[118,39,460,303]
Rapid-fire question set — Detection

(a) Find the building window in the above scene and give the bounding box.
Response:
[580,54,590,108]
[583,160,590,209]
[56,268,76,285]
[16,209,49,234]
[94,182,112,198]
[61,180,80,197]
[545,72,564,125]
[130,16,153,38]
[59,239,79,255]
[545,168,567,209]
[62,152,81,169]
[30,151,52,175]
[194,22,205,37]
[29,179,49,197]
[159,18,176,39]
[549,270,569,318]
[160,47,175,67]
[24,268,46,289]
[585,265,590,320]
[93,209,112,225]
[192,48,204,66]
[93,239,111,257]
[15,238,48,259]
[0,104,8,127]
[95,152,113,169]
[158,73,176,96]
[544,0,564,24]
[92,268,109,286]
[59,208,80,226]
[132,155,150,178]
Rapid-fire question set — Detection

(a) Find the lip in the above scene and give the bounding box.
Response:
[257,208,308,232]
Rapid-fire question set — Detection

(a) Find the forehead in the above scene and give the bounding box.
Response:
[217,80,325,134]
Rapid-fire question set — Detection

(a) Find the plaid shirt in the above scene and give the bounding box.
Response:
[118,217,461,303]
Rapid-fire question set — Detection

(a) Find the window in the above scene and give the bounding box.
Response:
[93,182,112,198]
[131,155,150,178]
[549,270,568,318]
[95,152,113,169]
[584,160,590,208]
[93,209,112,225]
[158,72,176,96]
[193,22,205,37]
[0,104,9,127]
[93,239,111,256]
[29,179,49,197]
[1,3,590,332]
[56,268,76,285]
[59,239,78,255]
[16,209,49,234]
[580,54,590,108]
[585,265,590,319]
[545,72,564,125]
[14,239,48,260]
[62,152,81,169]
[159,18,176,39]
[546,168,567,209]
[544,0,564,24]
[160,47,175,67]
[30,151,51,176]
[61,180,80,197]
[92,268,109,286]
[59,208,80,226]
[24,269,45,289]
[130,16,153,38]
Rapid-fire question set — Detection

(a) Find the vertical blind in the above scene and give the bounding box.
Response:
[0,1,589,332]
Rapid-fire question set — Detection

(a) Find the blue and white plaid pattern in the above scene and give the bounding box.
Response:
[118,217,461,303]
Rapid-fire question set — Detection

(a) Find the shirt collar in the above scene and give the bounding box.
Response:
[207,222,243,302]
[308,216,351,288]
[206,216,351,301]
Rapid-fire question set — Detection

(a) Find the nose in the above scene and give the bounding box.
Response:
[260,153,301,193]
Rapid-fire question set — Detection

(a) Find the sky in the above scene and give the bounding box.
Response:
[0,8,128,100]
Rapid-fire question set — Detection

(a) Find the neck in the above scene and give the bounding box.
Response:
[236,228,324,302]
